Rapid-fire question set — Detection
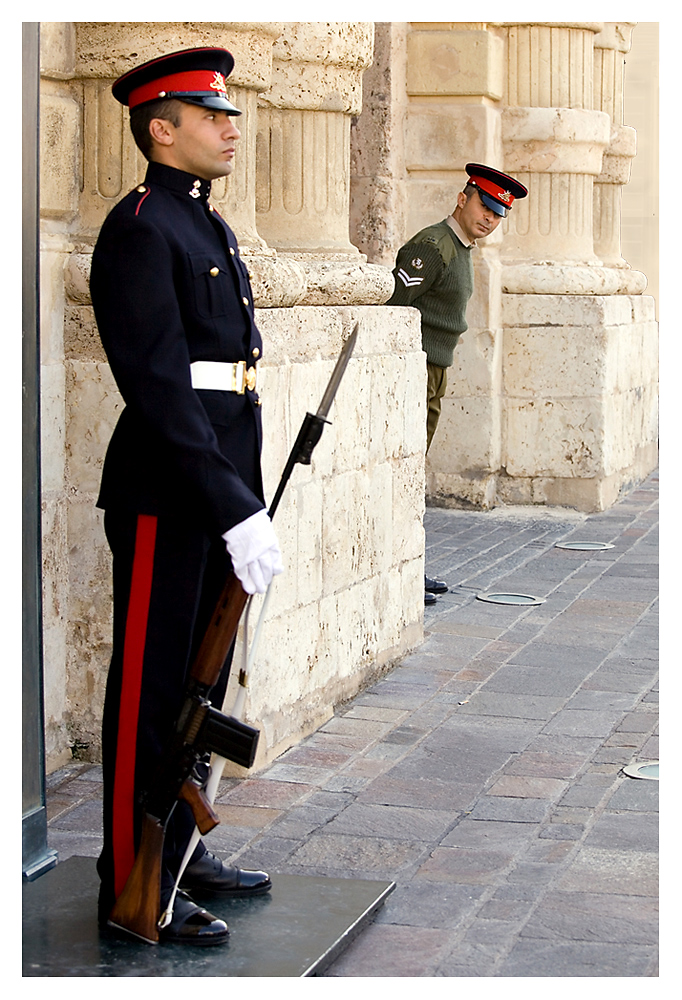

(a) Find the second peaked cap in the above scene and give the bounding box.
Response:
[465,163,528,217]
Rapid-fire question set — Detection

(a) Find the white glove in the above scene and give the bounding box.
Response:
[222,509,283,595]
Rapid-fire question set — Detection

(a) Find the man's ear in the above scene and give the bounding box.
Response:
[148,117,175,148]
[456,190,468,210]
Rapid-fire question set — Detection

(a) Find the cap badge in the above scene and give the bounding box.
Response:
[210,71,228,97]
[498,190,512,203]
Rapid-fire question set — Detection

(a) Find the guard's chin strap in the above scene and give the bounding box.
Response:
[158,583,274,930]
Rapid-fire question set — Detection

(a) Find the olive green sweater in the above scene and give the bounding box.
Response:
[387,219,474,369]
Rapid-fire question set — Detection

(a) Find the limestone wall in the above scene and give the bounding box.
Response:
[239,304,425,768]
[38,21,423,770]
[351,22,658,513]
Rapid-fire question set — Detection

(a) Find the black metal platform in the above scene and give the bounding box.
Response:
[23,856,394,976]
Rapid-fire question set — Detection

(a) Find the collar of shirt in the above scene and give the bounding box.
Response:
[144,160,212,203]
[446,214,476,249]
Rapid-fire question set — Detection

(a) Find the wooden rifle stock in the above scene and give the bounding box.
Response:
[108,813,165,944]
[190,573,248,689]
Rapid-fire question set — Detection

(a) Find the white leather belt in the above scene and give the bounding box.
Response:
[190,360,259,394]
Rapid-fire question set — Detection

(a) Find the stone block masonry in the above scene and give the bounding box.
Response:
[224,305,427,768]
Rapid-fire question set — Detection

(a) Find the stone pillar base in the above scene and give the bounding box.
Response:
[426,292,658,514]
[426,471,499,511]
[426,442,659,515]
[502,263,648,296]
[290,258,395,307]
[500,292,658,513]
[494,442,660,511]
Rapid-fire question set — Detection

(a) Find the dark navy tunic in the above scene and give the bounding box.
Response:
[90,159,265,533]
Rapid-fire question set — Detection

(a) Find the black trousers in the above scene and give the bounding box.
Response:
[97,508,235,913]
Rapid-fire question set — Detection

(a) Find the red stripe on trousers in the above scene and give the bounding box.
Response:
[112,513,158,898]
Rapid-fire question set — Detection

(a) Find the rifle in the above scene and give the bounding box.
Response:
[108,321,359,944]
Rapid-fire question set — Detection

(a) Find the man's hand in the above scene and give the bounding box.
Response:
[222,509,283,594]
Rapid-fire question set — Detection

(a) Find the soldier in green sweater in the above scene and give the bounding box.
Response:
[387,163,527,604]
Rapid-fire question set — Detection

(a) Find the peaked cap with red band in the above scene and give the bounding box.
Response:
[465,163,528,217]
[112,47,241,116]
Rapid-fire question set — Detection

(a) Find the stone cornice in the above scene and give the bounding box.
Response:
[593,22,636,52]
[497,22,605,32]
[502,107,611,175]
[502,262,647,295]
[259,22,374,114]
[74,22,284,91]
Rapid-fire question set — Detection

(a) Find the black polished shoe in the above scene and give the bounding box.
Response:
[105,891,229,946]
[180,851,272,898]
[157,891,229,946]
[425,576,448,594]
[425,591,437,606]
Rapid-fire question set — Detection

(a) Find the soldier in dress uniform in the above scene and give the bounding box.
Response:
[387,164,528,604]
[90,47,283,946]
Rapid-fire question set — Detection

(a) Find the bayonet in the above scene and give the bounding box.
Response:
[317,320,359,421]
[269,321,359,516]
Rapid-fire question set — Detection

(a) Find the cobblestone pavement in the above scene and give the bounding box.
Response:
[46,471,659,977]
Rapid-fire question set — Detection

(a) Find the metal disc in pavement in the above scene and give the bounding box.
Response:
[476,592,546,606]
[623,760,659,780]
[555,541,614,551]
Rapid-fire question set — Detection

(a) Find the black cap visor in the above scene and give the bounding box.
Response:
[169,92,242,115]
[478,190,508,217]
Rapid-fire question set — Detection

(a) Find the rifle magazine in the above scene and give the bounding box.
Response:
[204,707,259,769]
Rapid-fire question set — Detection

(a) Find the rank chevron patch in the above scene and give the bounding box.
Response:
[397,268,424,288]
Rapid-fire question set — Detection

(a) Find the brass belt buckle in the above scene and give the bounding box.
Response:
[233,360,257,394]
[234,360,246,394]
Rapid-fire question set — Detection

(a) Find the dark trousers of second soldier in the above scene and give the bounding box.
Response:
[426,362,448,454]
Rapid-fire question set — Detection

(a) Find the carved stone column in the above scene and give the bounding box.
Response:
[256,22,392,305]
[502,23,610,290]
[498,21,656,511]
[500,22,646,295]
[592,22,638,268]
